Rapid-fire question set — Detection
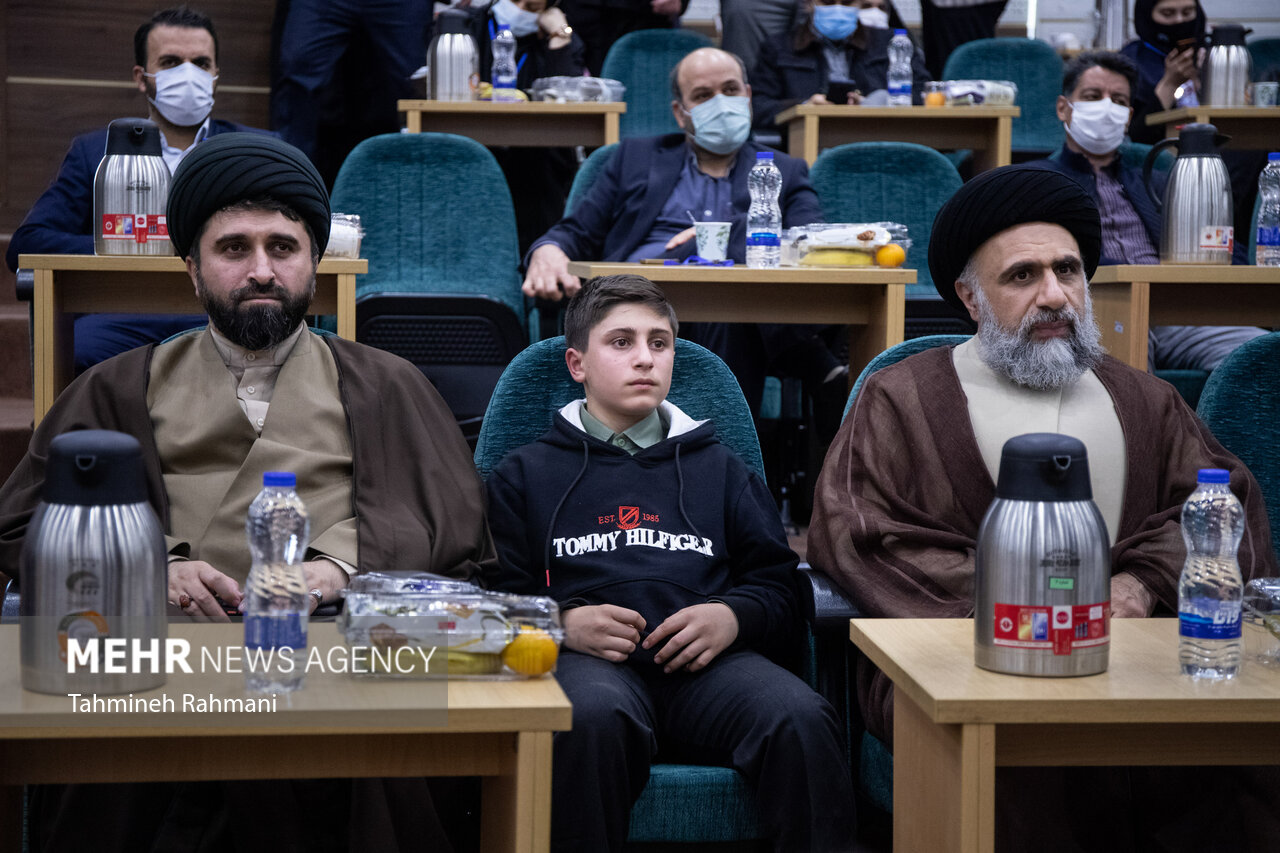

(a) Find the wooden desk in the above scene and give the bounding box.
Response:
[399,99,625,147]
[0,623,571,853]
[1147,106,1280,147]
[1089,264,1280,371]
[775,104,1019,171]
[850,617,1280,853]
[566,261,912,378]
[18,254,365,425]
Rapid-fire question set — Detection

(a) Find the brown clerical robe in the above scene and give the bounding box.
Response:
[807,345,1277,744]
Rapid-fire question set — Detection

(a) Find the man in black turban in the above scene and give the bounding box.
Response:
[1,136,494,853]
[807,162,1279,851]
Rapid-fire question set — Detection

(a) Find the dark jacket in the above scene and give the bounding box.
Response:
[459,4,586,89]
[486,400,800,665]
[6,119,272,272]
[1120,40,1175,146]
[533,133,823,264]
[1035,144,1165,263]
[751,25,932,129]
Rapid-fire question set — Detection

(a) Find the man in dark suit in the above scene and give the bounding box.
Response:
[524,47,837,409]
[6,6,276,371]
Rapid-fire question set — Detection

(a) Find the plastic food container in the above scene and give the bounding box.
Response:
[323,213,363,259]
[782,222,911,268]
[338,572,564,679]
[942,80,1018,106]
[530,76,626,102]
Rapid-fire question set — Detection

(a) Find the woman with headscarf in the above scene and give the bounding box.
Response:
[750,0,930,132]
[1120,0,1206,145]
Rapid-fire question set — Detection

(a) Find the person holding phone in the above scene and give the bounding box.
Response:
[1120,0,1206,145]
[750,0,929,132]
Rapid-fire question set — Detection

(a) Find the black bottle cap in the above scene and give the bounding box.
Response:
[43,430,148,506]
[994,433,1093,502]
[104,118,163,157]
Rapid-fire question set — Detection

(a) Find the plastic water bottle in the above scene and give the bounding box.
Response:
[746,152,782,269]
[1255,152,1280,267]
[491,25,518,102]
[1178,468,1244,680]
[244,472,311,693]
[887,29,913,106]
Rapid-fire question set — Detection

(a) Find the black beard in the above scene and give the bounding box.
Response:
[197,272,314,351]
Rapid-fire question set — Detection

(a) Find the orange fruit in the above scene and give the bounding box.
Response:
[925,92,947,107]
[502,627,560,676]
[876,243,906,268]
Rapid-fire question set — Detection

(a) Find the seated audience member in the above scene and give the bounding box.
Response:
[6,6,277,373]
[558,0,687,77]
[918,0,1008,79]
[751,0,930,131]
[0,134,492,851]
[450,0,588,254]
[808,164,1278,849]
[1031,50,1265,372]
[525,46,843,411]
[485,273,856,852]
[720,0,800,76]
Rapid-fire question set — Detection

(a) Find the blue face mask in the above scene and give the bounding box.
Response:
[683,94,752,155]
[812,4,860,42]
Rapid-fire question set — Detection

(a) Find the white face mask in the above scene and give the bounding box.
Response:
[493,0,540,37]
[146,62,216,128]
[857,7,890,29]
[1064,97,1130,156]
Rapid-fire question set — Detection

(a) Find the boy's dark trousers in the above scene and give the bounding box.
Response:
[550,648,857,852]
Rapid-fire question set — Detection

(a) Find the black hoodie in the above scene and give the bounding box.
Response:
[485,400,800,665]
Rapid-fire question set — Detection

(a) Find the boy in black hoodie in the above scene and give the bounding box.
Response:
[486,274,855,852]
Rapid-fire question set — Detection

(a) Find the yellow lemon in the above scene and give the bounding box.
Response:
[876,243,906,268]
[502,628,560,676]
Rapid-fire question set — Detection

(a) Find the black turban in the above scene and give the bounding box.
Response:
[166,133,330,259]
[928,164,1102,313]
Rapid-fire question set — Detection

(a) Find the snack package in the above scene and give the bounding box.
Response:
[338,572,564,679]
[943,80,1018,106]
[783,222,911,268]
[530,76,626,102]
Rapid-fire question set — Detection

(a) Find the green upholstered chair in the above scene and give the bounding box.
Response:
[564,143,618,216]
[331,132,528,443]
[942,38,1065,156]
[1248,37,1280,81]
[845,334,970,419]
[474,335,770,844]
[811,141,963,303]
[1196,332,1280,563]
[600,29,712,139]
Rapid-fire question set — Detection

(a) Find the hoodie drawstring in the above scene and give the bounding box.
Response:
[543,439,591,587]
[673,443,705,550]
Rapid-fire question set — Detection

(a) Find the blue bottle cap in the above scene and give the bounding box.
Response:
[894,28,908,35]
[1197,468,1230,484]
[263,471,297,487]
[1270,152,1280,161]
[756,151,773,159]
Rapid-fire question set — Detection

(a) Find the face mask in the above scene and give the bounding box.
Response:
[683,94,752,155]
[146,62,216,128]
[857,7,890,29]
[1152,17,1202,50]
[1064,98,1130,155]
[811,5,860,42]
[493,0,540,37]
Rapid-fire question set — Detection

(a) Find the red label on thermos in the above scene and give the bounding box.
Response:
[992,602,1110,655]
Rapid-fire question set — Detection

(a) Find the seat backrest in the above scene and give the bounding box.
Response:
[1196,331,1280,562]
[330,132,525,324]
[1248,37,1280,82]
[565,143,618,216]
[475,336,765,480]
[600,29,713,139]
[844,334,971,418]
[810,141,963,300]
[942,38,1065,155]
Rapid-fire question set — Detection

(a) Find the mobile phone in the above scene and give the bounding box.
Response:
[827,81,859,104]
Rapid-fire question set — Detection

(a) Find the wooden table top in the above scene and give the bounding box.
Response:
[774,104,1019,123]
[18,254,366,274]
[1090,264,1280,284]
[566,261,916,285]
[0,624,571,739]
[1147,106,1280,125]
[399,99,625,116]
[850,618,1280,726]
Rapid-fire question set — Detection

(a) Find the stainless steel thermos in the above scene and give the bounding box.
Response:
[974,434,1111,677]
[20,430,167,695]
[1201,24,1252,107]
[1143,123,1234,264]
[427,10,479,102]
[93,118,172,256]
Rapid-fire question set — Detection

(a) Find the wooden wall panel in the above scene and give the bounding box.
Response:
[2,2,274,235]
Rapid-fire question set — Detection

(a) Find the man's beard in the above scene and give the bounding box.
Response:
[196,271,314,351]
[973,285,1105,391]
